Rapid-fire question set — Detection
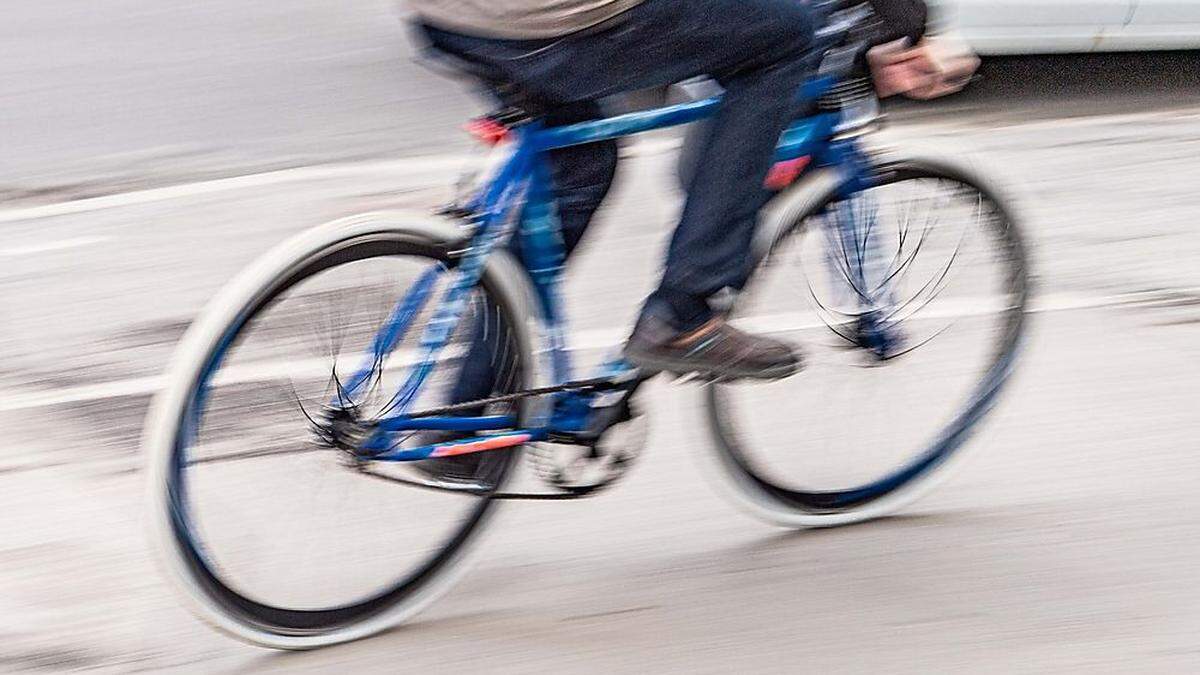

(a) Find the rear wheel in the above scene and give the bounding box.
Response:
[143,213,536,648]
[705,152,1029,528]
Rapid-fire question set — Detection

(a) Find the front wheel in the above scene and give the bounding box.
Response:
[143,212,539,649]
[704,149,1029,528]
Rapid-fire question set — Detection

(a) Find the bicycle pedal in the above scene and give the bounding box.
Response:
[670,371,702,385]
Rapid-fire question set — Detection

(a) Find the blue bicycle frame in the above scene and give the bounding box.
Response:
[333,66,885,464]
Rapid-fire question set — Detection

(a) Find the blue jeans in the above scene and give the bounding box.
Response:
[423,0,815,403]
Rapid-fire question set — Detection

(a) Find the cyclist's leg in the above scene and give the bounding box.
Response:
[641,5,814,330]
[625,34,813,376]
[426,0,815,379]
[548,102,620,253]
[450,100,618,405]
[424,1,813,317]
[452,0,814,333]
[420,26,620,254]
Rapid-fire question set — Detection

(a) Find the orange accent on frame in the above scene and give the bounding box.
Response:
[431,433,533,457]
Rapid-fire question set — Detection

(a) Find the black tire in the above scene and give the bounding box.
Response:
[704,151,1029,528]
[144,214,536,648]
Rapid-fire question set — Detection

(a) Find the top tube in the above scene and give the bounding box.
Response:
[535,75,839,151]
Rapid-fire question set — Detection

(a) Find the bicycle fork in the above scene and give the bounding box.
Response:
[825,185,904,358]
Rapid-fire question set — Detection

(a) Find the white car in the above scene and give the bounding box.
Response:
[936,0,1200,53]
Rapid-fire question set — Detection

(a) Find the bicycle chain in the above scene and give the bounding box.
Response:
[398,376,622,419]
[382,373,646,497]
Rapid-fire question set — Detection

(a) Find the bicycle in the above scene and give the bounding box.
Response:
[143,4,1028,650]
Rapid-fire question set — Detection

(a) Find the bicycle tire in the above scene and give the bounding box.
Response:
[704,145,1030,528]
[143,212,540,649]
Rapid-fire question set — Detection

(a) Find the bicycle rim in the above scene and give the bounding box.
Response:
[149,223,531,645]
[706,156,1029,526]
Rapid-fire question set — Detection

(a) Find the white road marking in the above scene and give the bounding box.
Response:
[0,140,683,226]
[0,157,474,226]
[0,348,445,414]
[0,289,1175,414]
[0,236,109,257]
[885,104,1200,140]
[3,104,1198,227]
[1,106,1195,412]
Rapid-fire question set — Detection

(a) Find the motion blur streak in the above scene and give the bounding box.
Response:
[1,0,1199,672]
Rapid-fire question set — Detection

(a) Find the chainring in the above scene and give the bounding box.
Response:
[526,396,647,496]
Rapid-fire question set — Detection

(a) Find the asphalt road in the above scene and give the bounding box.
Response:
[3,0,1200,200]
[2,3,1200,672]
[0,0,469,202]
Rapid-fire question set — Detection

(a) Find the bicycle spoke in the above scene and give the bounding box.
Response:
[160,231,529,633]
[708,161,1025,522]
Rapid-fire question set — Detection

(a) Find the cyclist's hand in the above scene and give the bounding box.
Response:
[868,35,979,100]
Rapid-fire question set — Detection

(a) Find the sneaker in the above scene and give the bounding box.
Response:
[623,315,802,381]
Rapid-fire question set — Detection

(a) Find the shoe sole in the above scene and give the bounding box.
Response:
[622,348,802,383]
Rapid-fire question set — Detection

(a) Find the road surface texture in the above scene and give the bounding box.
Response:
[2,2,1200,673]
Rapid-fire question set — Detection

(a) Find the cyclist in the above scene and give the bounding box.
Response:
[407,0,937,386]
[404,0,969,483]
